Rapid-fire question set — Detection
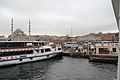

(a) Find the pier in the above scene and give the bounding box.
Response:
[88,54,118,63]
[63,51,88,58]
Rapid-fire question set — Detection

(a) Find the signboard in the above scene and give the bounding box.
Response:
[96,43,118,47]
[64,43,79,47]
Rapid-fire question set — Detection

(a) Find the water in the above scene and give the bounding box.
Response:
[0,56,117,80]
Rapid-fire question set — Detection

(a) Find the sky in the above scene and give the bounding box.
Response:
[0,0,118,37]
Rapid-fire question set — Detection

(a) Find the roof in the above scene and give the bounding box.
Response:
[0,41,47,43]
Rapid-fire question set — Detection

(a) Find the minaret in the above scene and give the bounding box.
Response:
[71,28,73,42]
[71,28,73,37]
[29,20,31,36]
[11,18,13,35]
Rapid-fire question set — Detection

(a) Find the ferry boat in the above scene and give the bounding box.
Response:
[88,41,118,62]
[0,41,63,66]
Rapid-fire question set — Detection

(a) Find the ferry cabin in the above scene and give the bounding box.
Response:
[63,42,79,52]
[88,42,118,62]
[0,41,47,57]
[95,42,118,55]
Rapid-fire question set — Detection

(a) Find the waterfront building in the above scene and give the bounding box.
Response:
[75,32,118,42]
[101,33,118,41]
[76,33,96,42]
[95,32,103,41]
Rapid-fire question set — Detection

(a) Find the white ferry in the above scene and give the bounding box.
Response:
[0,41,63,66]
[89,41,118,62]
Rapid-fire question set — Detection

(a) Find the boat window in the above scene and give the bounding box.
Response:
[112,48,116,52]
[99,48,109,54]
[27,43,32,46]
[34,43,38,46]
[35,50,39,53]
[41,49,44,53]
[0,50,33,57]
[26,50,33,54]
[39,43,41,46]
[91,49,94,51]
[99,48,108,52]
[2,52,14,56]
[42,42,45,46]
[58,48,61,50]
[0,53,2,56]
[0,42,25,48]
[45,48,51,52]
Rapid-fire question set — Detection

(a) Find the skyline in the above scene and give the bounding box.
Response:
[0,0,118,37]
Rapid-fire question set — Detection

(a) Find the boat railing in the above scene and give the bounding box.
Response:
[0,45,42,49]
[0,46,42,53]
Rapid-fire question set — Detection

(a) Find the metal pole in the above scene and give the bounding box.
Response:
[111,0,119,79]
[117,1,120,79]
[116,0,120,80]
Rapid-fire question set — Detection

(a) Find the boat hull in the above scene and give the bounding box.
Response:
[0,50,63,67]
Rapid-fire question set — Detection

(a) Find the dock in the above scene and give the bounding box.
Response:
[63,51,88,58]
[88,54,118,63]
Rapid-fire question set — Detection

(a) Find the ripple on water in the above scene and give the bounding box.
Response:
[0,56,117,80]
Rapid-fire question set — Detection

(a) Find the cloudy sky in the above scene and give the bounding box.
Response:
[0,0,118,37]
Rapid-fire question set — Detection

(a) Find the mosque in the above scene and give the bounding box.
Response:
[8,18,36,41]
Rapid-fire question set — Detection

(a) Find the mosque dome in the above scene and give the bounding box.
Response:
[14,28,23,33]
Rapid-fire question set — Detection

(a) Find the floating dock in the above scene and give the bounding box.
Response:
[88,54,118,63]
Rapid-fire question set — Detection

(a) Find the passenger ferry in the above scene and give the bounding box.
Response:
[88,41,118,62]
[0,41,63,66]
